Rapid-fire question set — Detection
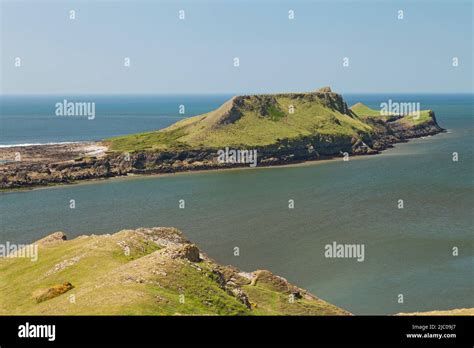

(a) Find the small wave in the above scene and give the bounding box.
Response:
[0,141,79,148]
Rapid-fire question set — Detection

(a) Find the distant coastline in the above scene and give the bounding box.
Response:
[0,142,76,148]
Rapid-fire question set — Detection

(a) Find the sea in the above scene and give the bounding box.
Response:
[0,93,472,314]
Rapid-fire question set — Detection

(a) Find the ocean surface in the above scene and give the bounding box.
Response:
[0,94,472,314]
[0,95,230,146]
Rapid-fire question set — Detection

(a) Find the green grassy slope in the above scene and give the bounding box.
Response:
[107,89,373,152]
[350,102,382,117]
[106,89,438,153]
[0,228,349,315]
[351,102,434,125]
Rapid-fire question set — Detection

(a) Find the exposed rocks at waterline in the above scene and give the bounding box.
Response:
[0,88,445,190]
[0,118,443,190]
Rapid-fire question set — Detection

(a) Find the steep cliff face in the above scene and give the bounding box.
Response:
[188,87,353,129]
[0,88,445,189]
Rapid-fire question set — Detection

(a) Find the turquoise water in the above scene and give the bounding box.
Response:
[0,94,472,314]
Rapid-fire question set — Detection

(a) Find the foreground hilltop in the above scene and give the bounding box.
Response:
[0,87,444,189]
[0,227,349,315]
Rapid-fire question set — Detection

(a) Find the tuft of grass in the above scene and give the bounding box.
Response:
[266,104,286,121]
[34,282,74,303]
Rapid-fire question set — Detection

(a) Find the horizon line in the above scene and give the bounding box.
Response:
[1,91,473,97]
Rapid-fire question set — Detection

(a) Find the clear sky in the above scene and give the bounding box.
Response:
[1,0,472,95]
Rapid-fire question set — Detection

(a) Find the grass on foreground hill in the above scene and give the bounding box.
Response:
[0,227,349,315]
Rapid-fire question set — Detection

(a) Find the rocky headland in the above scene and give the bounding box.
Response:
[0,87,445,190]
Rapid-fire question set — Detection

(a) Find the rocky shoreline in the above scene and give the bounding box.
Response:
[0,116,444,190]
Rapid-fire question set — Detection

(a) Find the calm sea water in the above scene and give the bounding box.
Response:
[0,95,231,146]
[0,94,472,314]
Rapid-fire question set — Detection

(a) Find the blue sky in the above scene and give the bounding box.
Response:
[1,0,472,94]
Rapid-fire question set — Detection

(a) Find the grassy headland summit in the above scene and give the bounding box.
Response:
[0,227,350,315]
[0,87,444,189]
